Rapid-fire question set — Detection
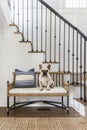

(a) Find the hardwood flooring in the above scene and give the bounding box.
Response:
[0,107,82,117]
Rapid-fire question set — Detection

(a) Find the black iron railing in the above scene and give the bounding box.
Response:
[8,0,87,102]
[39,0,87,102]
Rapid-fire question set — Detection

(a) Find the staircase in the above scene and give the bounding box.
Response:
[7,0,87,102]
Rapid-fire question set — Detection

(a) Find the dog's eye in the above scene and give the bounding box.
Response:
[41,70,44,72]
[46,70,48,72]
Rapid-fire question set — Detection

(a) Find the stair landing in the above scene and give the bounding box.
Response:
[73,98,87,117]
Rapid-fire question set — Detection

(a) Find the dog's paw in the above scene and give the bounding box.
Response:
[47,88,50,91]
[50,85,54,89]
[49,82,54,88]
[40,88,43,91]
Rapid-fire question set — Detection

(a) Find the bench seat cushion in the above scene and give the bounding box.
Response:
[9,87,67,94]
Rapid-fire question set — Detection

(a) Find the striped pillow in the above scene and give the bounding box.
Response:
[14,68,35,88]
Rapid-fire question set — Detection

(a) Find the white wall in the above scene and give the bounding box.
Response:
[0,0,87,107]
[62,8,87,35]
[0,0,11,24]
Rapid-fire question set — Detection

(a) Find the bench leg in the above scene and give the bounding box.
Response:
[14,96,16,108]
[67,96,69,114]
[61,96,63,108]
[7,96,9,115]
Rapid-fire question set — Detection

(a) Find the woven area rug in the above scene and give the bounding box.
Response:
[0,117,87,130]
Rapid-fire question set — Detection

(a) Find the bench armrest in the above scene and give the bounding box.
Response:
[7,72,15,95]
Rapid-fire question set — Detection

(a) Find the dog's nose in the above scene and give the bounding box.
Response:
[43,71,47,76]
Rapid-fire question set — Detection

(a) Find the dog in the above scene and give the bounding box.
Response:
[39,64,54,91]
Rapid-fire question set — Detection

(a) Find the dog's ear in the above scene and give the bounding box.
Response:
[47,64,51,70]
[39,64,43,70]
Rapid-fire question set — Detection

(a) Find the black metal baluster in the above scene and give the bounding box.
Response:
[62,96,63,108]
[31,0,33,51]
[59,19,61,86]
[68,26,70,73]
[14,96,16,108]
[53,73,54,82]
[41,3,43,52]
[54,15,56,62]
[36,0,38,51]
[10,0,11,10]
[84,40,86,101]
[80,36,82,100]
[72,29,74,84]
[22,0,24,39]
[27,0,29,41]
[17,0,19,32]
[76,32,79,84]
[10,0,11,9]
[56,74,57,86]
[7,0,9,6]
[13,0,15,24]
[8,0,11,10]
[45,7,47,62]
[38,73,39,86]
[50,11,52,62]
[63,22,65,72]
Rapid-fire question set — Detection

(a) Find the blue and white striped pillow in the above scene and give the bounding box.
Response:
[14,68,35,88]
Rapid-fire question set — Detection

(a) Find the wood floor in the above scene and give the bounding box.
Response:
[0,107,82,117]
[0,117,86,130]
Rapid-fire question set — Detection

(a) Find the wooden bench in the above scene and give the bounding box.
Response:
[7,72,69,114]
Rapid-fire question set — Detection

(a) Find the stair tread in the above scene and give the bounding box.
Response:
[19,41,32,44]
[14,32,23,34]
[69,82,80,86]
[9,24,17,26]
[42,62,59,64]
[9,24,19,31]
[73,98,87,105]
[28,51,45,53]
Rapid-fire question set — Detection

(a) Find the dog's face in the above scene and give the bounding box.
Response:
[39,64,51,77]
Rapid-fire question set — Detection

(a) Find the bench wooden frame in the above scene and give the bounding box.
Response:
[7,72,69,115]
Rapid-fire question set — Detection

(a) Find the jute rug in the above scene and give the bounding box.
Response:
[0,117,87,130]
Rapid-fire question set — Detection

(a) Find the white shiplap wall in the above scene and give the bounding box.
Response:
[66,0,86,8]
